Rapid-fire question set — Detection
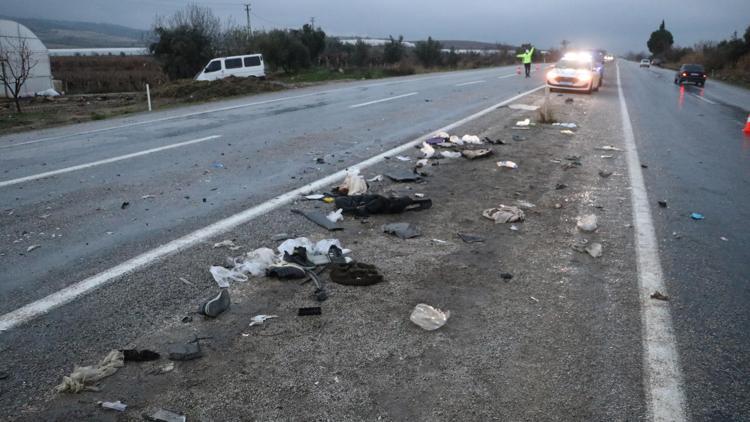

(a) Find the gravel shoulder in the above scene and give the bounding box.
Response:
[5,86,648,421]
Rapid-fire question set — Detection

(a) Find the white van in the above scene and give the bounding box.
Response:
[195,54,266,81]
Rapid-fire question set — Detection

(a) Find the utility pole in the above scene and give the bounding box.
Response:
[310,17,315,28]
[244,3,252,34]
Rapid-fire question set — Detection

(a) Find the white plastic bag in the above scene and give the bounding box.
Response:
[440,151,462,159]
[339,168,367,195]
[497,160,518,169]
[461,134,482,144]
[420,142,435,158]
[277,237,314,256]
[410,303,450,330]
[449,135,464,145]
[326,208,343,223]
[314,239,343,255]
[235,247,276,276]
[210,265,248,288]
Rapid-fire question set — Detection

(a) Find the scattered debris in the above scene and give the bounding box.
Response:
[330,262,384,286]
[55,350,125,393]
[410,303,450,331]
[213,239,241,250]
[515,118,531,127]
[560,129,575,135]
[509,104,539,111]
[484,136,505,145]
[178,277,193,286]
[120,202,130,210]
[367,175,383,182]
[596,145,622,151]
[720,236,728,241]
[585,242,603,258]
[482,205,525,223]
[461,134,483,144]
[100,401,127,412]
[658,201,668,208]
[149,362,175,375]
[386,171,421,182]
[555,183,567,190]
[462,149,493,159]
[598,170,613,178]
[26,244,41,252]
[141,194,156,199]
[326,208,344,223]
[650,291,669,301]
[298,307,322,316]
[415,158,430,167]
[553,122,577,128]
[577,214,598,232]
[304,194,325,200]
[565,98,574,104]
[439,151,462,159]
[641,164,649,168]
[168,341,203,361]
[517,200,536,209]
[212,161,225,169]
[210,266,247,288]
[530,296,540,303]
[457,233,485,243]
[497,160,518,169]
[145,408,186,422]
[509,224,519,231]
[601,154,614,159]
[512,135,526,142]
[199,288,230,318]
[291,209,344,231]
[232,247,277,276]
[395,156,411,162]
[690,212,704,220]
[672,232,682,239]
[420,142,436,158]
[382,222,421,239]
[248,314,278,327]
[500,272,513,281]
[121,349,160,362]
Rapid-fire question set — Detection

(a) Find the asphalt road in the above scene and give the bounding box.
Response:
[0,65,541,314]
[619,61,750,421]
[1,61,749,420]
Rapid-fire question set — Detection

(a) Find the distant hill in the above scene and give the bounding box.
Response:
[438,40,517,51]
[0,16,148,48]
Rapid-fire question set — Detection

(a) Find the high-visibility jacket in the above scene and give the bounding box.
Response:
[517,47,534,64]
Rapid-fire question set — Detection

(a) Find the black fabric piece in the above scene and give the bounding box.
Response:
[386,171,421,182]
[457,232,485,243]
[121,349,161,362]
[334,195,432,217]
[290,209,343,231]
[267,265,306,279]
[298,307,322,316]
[330,263,384,286]
[283,246,315,268]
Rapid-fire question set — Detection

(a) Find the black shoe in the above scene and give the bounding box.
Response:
[200,288,230,318]
[267,263,306,279]
[283,246,316,269]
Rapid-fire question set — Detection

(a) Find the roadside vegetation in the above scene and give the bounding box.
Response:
[626,20,750,87]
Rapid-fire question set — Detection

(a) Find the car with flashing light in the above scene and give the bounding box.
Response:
[546,53,602,94]
[639,59,651,68]
[674,64,707,87]
[604,54,614,62]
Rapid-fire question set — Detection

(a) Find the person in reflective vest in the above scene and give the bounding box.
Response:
[517,47,535,78]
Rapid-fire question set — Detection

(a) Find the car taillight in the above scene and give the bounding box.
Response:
[703,74,707,78]
[682,72,687,77]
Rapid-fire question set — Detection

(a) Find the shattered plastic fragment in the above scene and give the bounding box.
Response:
[690,212,704,220]
[497,161,518,169]
[213,239,240,250]
[305,194,325,200]
[461,134,483,144]
[560,129,575,135]
[597,145,622,151]
[248,314,278,327]
[210,266,248,288]
[367,175,383,182]
[420,142,436,158]
[577,215,598,232]
[100,401,127,412]
[410,304,450,330]
[395,156,411,161]
[585,242,603,258]
[326,209,344,223]
[440,151,462,159]
[26,244,41,252]
[650,291,669,301]
[552,122,577,128]
[461,149,493,159]
[515,118,531,126]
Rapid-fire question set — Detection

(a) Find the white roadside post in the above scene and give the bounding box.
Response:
[146,83,152,112]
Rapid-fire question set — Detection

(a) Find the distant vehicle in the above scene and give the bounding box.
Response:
[674,64,707,87]
[604,54,615,62]
[639,59,651,68]
[195,54,265,81]
[546,52,602,94]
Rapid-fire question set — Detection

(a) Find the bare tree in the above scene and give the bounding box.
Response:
[0,36,38,113]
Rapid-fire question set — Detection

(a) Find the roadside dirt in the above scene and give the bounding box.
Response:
[12,90,647,421]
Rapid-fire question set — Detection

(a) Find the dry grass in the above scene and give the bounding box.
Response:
[51,56,167,94]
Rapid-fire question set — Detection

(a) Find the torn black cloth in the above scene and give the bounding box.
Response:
[121,349,161,362]
[334,195,432,217]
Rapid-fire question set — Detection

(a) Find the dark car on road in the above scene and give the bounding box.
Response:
[674,64,707,86]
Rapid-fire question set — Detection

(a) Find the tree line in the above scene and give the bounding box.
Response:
[149,4,521,80]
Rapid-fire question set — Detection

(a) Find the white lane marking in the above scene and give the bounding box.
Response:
[691,93,717,105]
[456,80,486,87]
[0,84,544,332]
[616,62,687,422]
[349,92,418,109]
[498,74,517,79]
[0,135,221,188]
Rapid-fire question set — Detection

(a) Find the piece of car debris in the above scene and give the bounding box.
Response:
[298,307,322,316]
[658,201,668,208]
[650,291,669,301]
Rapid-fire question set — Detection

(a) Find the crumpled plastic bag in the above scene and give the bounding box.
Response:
[420,142,435,158]
[482,205,525,223]
[277,237,314,256]
[449,135,464,145]
[234,247,276,276]
[461,134,483,144]
[440,151,462,159]
[313,239,342,255]
[410,303,450,330]
[339,168,367,195]
[435,131,450,139]
[210,265,248,288]
[56,350,124,393]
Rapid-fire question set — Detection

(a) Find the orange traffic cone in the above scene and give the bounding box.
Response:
[516,66,521,75]
[744,114,750,134]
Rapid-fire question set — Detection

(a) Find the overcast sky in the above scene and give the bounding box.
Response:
[4,0,749,53]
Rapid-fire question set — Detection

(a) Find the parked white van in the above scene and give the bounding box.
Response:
[194,54,266,81]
